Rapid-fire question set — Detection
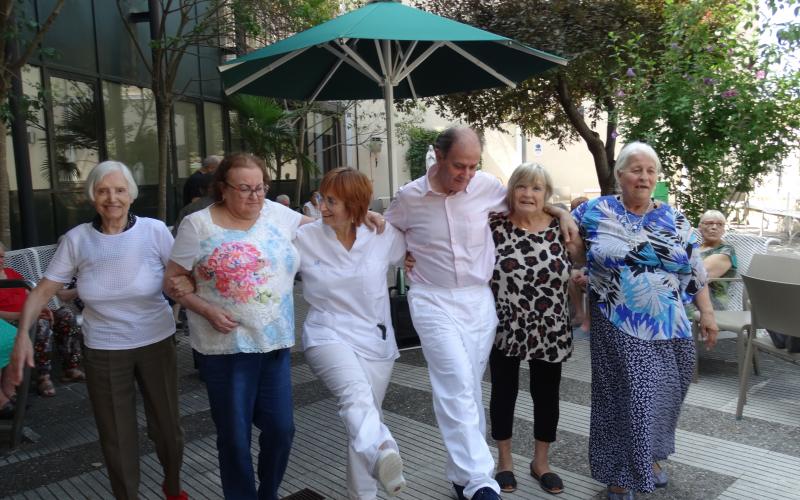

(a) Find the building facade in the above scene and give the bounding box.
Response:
[4,0,346,247]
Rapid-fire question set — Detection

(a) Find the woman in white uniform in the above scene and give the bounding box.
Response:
[295,167,407,499]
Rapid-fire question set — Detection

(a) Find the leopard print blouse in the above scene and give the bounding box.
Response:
[490,213,573,363]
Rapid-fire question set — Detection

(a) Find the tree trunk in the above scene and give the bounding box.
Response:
[155,97,170,221]
[554,72,615,195]
[275,150,282,184]
[0,117,11,248]
[293,117,307,206]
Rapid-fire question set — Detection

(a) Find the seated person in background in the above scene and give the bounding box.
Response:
[697,210,737,310]
[276,194,292,207]
[303,190,322,219]
[568,196,590,330]
[0,242,84,398]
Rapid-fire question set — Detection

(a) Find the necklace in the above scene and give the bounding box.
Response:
[618,198,652,249]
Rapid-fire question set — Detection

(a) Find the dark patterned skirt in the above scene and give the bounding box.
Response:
[588,301,695,492]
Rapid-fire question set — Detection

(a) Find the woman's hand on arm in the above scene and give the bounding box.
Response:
[404,252,416,274]
[363,211,386,234]
[566,237,586,268]
[693,286,719,350]
[703,254,732,279]
[543,204,579,243]
[163,261,238,334]
[8,278,64,385]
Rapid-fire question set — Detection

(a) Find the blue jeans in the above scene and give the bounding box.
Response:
[198,349,294,500]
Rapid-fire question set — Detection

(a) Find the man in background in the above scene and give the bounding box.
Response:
[183,155,221,206]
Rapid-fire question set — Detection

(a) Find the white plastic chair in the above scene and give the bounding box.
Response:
[736,254,800,419]
[691,230,779,380]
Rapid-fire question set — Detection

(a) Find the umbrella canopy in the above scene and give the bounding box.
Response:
[220,0,567,195]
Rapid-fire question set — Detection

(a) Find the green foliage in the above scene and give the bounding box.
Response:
[402,127,438,181]
[227,94,317,178]
[412,0,667,194]
[615,0,800,223]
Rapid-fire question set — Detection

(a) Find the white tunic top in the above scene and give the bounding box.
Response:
[44,217,175,350]
[170,201,302,355]
[295,221,406,361]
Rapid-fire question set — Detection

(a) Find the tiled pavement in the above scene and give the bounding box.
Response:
[1,232,799,500]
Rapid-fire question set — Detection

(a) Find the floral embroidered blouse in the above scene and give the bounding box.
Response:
[170,201,302,354]
[572,195,707,341]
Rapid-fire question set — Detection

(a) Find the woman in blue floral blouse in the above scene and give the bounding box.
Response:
[572,142,718,500]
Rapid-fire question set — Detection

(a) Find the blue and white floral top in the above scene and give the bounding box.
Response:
[572,195,706,341]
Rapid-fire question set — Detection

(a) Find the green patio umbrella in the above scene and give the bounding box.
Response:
[220,0,567,195]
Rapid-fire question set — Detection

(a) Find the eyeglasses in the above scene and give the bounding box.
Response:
[226,182,267,197]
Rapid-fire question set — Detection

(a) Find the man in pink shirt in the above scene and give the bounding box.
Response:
[385,127,574,500]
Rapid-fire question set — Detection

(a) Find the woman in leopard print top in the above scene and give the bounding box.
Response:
[488,163,584,495]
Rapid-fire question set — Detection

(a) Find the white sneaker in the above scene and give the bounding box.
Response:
[376,448,406,496]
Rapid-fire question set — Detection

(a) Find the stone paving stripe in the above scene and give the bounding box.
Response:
[389,362,800,499]
[543,339,800,426]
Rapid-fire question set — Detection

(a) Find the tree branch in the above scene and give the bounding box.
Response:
[12,0,65,72]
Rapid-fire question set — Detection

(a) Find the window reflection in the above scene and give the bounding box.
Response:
[25,66,51,189]
[50,76,100,184]
[174,101,201,179]
[204,102,225,156]
[102,81,158,185]
[229,109,242,151]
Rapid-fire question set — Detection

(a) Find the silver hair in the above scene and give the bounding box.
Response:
[85,161,139,201]
[202,155,222,169]
[699,209,726,224]
[613,141,662,189]
[506,162,554,211]
[276,194,291,204]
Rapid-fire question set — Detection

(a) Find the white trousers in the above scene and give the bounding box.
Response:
[305,343,397,500]
[407,284,500,498]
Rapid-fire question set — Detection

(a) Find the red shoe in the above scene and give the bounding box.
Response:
[162,483,188,500]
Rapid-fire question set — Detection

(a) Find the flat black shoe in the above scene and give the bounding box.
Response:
[495,470,517,492]
[531,469,564,495]
[453,483,466,500]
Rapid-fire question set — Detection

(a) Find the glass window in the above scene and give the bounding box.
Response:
[50,76,100,185]
[204,102,225,156]
[5,65,53,190]
[174,101,202,179]
[26,66,50,190]
[228,110,242,151]
[102,81,159,185]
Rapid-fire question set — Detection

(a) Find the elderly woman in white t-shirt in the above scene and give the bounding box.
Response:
[8,161,186,500]
[295,168,407,499]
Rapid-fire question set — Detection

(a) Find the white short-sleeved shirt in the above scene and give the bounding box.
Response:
[44,217,175,350]
[170,201,302,355]
[295,221,406,360]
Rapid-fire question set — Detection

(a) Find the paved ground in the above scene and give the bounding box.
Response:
[1,227,798,500]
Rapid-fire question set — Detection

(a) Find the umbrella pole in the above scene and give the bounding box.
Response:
[384,81,396,199]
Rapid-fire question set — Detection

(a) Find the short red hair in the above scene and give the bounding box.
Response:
[319,167,372,226]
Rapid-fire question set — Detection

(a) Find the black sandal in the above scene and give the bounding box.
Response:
[530,464,564,495]
[494,470,517,493]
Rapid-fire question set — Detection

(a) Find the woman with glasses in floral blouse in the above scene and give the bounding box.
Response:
[165,153,308,499]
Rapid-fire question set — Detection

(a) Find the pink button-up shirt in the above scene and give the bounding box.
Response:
[385,169,507,288]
